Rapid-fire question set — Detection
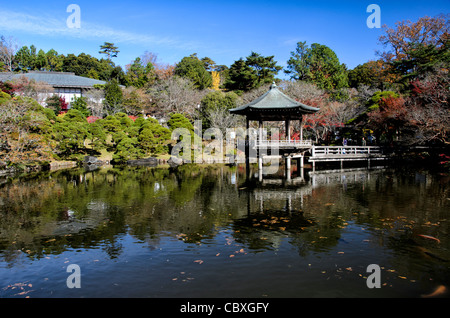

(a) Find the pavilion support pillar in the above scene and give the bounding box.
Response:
[245,118,250,178]
[258,120,263,145]
[285,120,291,141]
[245,118,250,161]
[258,161,263,181]
[299,115,303,142]
[299,155,304,168]
[285,156,291,181]
[258,120,263,181]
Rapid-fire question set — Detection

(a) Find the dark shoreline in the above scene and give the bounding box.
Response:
[1,145,449,180]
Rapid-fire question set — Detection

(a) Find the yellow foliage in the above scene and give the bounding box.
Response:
[211,71,220,91]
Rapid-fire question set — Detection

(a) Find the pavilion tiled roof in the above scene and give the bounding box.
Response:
[229,82,319,120]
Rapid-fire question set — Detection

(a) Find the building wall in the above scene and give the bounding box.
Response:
[54,87,83,106]
[37,86,104,114]
[38,87,83,109]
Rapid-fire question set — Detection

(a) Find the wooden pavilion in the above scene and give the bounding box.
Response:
[229,82,319,174]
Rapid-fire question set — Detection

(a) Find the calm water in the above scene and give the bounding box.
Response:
[0,164,449,298]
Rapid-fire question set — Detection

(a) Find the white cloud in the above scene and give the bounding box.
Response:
[0,8,199,50]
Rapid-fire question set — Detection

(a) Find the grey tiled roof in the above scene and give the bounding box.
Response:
[229,83,319,116]
[0,71,106,88]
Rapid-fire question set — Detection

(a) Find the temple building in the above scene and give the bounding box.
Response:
[0,71,106,108]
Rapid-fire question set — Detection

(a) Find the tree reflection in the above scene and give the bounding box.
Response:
[0,165,448,274]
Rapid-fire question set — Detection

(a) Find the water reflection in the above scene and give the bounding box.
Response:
[0,164,449,297]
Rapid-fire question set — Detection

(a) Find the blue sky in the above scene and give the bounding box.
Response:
[0,0,448,75]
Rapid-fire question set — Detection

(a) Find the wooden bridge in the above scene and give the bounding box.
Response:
[308,145,388,170]
[249,141,389,181]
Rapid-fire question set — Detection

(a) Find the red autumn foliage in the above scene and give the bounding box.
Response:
[87,116,101,123]
[0,81,15,96]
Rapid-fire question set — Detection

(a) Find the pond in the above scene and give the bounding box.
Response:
[0,163,449,298]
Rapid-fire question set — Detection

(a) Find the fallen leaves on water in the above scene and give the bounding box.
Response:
[417,234,440,243]
[421,285,448,298]
[2,282,34,297]
[194,260,203,264]
[176,233,187,240]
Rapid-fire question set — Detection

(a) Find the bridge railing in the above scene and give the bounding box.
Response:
[311,146,382,157]
[254,139,314,148]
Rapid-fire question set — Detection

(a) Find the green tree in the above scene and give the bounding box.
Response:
[113,136,142,163]
[125,57,156,88]
[61,53,120,82]
[174,54,212,90]
[201,56,217,71]
[285,42,348,91]
[71,96,91,117]
[348,62,381,89]
[35,49,48,70]
[103,79,123,115]
[53,109,89,158]
[99,42,119,61]
[46,49,63,72]
[245,52,282,86]
[138,118,171,155]
[14,46,33,71]
[87,119,107,152]
[224,58,257,92]
[224,52,282,92]
[102,114,121,134]
[45,95,63,114]
[391,41,450,88]
[200,90,238,129]
[167,113,194,133]
[87,69,100,79]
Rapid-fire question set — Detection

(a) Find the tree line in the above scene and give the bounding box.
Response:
[0,14,449,168]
